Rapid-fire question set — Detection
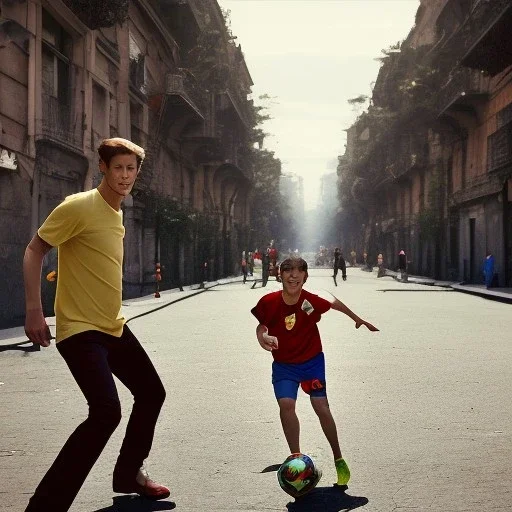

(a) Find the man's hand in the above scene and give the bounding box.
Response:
[355,320,379,332]
[260,332,278,351]
[25,308,52,347]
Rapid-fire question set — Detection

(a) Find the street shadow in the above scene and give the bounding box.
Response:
[379,289,453,293]
[261,463,282,473]
[286,486,368,512]
[0,341,40,353]
[91,495,176,512]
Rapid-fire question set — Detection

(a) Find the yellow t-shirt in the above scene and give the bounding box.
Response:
[38,189,125,342]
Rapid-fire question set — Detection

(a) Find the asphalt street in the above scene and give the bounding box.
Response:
[0,268,510,511]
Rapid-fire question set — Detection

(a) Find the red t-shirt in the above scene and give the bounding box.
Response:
[251,289,331,364]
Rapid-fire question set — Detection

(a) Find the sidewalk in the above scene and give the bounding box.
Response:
[0,276,244,350]
[404,275,512,304]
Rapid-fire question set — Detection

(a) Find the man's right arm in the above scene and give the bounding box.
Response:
[23,234,53,346]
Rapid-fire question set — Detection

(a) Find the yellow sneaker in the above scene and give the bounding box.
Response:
[335,457,350,486]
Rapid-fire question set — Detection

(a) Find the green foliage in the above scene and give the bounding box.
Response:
[347,95,369,105]
[250,94,276,147]
[186,28,231,94]
[417,170,443,241]
[246,95,299,250]
[147,194,219,246]
[374,40,402,63]
[416,208,441,241]
[62,0,128,29]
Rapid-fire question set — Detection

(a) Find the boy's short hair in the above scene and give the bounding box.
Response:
[97,138,145,169]
[279,257,308,274]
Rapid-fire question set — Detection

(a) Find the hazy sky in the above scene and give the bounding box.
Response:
[218,0,420,208]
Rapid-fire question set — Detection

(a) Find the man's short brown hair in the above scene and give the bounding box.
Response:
[97,138,145,169]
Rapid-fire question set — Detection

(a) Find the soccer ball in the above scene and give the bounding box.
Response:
[277,453,322,498]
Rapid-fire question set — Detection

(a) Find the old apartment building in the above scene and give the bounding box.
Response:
[0,0,254,327]
[339,0,512,286]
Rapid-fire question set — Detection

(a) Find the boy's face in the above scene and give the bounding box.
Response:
[99,153,140,198]
[280,263,307,296]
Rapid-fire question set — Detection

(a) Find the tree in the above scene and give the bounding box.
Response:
[247,95,298,252]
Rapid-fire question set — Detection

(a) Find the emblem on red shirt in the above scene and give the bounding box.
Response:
[284,313,296,330]
[301,299,314,315]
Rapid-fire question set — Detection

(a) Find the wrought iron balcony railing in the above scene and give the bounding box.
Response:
[41,94,83,150]
[436,0,512,75]
[437,66,489,116]
[487,122,512,173]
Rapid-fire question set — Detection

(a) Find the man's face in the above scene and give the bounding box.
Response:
[280,262,307,296]
[99,153,139,198]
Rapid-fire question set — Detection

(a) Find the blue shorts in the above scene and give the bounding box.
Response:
[272,352,327,400]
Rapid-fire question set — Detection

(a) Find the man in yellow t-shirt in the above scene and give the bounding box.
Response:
[23,138,170,511]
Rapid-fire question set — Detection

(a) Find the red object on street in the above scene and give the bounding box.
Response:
[155,263,161,297]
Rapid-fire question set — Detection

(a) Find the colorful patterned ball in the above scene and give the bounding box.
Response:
[277,453,322,497]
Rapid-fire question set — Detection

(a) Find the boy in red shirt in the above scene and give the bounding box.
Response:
[251,256,378,486]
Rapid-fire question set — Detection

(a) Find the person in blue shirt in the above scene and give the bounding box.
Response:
[483,252,495,288]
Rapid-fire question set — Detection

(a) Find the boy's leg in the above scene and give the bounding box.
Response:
[109,326,166,489]
[310,397,342,460]
[273,372,301,454]
[310,397,350,485]
[277,398,301,454]
[26,333,122,512]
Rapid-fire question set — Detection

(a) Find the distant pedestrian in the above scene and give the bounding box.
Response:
[248,251,254,276]
[203,259,209,282]
[242,251,248,284]
[22,138,169,511]
[398,250,407,272]
[333,248,347,286]
[262,251,270,287]
[350,250,357,267]
[483,252,495,289]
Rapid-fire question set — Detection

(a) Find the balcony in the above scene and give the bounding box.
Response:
[41,94,83,150]
[217,84,253,129]
[158,73,204,136]
[450,171,504,205]
[61,0,128,29]
[436,0,512,75]
[150,0,203,51]
[437,67,489,122]
[487,122,512,173]
[461,3,512,76]
[182,136,224,166]
[389,137,428,181]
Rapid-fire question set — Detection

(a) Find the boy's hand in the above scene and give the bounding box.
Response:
[260,332,278,351]
[355,320,379,332]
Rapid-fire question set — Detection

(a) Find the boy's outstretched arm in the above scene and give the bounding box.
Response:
[256,324,279,351]
[326,292,379,331]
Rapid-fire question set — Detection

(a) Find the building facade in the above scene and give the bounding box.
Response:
[338,0,512,285]
[0,0,255,327]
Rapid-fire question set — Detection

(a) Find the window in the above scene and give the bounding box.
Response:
[42,10,72,104]
[129,33,145,93]
[130,100,144,147]
[109,93,118,137]
[41,10,81,146]
[497,103,512,130]
[92,83,108,142]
